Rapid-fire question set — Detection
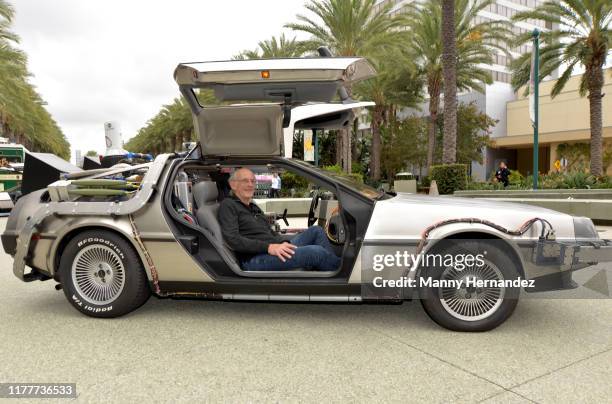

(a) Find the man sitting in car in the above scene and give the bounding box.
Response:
[218,167,340,271]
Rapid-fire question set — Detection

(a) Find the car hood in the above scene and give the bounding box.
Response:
[365,193,576,241]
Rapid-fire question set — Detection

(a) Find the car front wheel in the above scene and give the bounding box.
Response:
[59,230,151,318]
[419,239,520,332]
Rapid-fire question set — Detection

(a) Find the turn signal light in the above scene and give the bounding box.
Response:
[261,70,270,79]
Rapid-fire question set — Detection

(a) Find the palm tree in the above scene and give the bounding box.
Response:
[510,1,611,176]
[441,0,457,164]
[355,48,423,181]
[234,34,306,59]
[285,0,407,173]
[126,91,216,154]
[0,0,70,158]
[0,0,18,50]
[406,0,511,170]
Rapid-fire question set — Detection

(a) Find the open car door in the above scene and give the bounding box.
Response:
[173,57,376,157]
[174,57,375,103]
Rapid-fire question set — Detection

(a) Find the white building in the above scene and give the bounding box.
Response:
[74,149,83,168]
[375,0,553,180]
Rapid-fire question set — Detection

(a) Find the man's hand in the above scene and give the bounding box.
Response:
[268,243,297,262]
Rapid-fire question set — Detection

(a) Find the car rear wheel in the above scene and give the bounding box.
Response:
[59,230,150,318]
[419,239,520,332]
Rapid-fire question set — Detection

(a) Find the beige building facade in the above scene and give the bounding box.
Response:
[492,68,612,176]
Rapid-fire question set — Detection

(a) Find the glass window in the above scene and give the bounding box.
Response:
[290,159,384,200]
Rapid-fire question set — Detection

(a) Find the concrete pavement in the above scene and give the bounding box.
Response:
[0,218,610,403]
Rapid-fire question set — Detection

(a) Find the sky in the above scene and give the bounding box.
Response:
[13,0,309,162]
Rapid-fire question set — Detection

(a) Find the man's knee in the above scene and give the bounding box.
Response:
[308,225,326,239]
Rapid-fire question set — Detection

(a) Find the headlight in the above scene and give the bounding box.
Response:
[573,216,598,240]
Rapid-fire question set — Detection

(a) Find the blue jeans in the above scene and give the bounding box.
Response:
[242,226,341,271]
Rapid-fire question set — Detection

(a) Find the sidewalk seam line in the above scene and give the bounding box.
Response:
[504,346,612,392]
[367,326,538,404]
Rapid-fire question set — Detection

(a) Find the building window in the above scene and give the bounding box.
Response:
[491,70,512,83]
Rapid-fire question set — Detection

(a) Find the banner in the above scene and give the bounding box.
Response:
[529,48,536,124]
[303,130,314,161]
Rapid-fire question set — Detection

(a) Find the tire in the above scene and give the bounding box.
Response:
[58,230,151,318]
[419,239,520,332]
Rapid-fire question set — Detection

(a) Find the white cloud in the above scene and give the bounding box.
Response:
[13,0,310,162]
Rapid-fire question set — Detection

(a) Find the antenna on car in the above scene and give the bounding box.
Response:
[317,46,353,104]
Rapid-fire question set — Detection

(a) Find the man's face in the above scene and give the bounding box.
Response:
[499,162,506,169]
[230,168,256,201]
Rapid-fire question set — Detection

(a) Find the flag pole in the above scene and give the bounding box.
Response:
[532,29,540,190]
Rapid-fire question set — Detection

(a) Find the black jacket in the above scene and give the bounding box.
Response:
[495,167,510,186]
[217,195,283,261]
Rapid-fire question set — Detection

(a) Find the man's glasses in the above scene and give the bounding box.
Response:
[235,179,257,184]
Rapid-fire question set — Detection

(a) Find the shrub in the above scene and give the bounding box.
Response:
[562,171,597,189]
[592,178,612,189]
[430,164,468,195]
[280,171,309,193]
[322,164,342,174]
[465,181,503,191]
[347,173,364,183]
[322,164,363,184]
[508,170,524,186]
[351,161,365,175]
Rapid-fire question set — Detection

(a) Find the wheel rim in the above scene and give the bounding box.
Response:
[71,245,126,305]
[438,259,505,322]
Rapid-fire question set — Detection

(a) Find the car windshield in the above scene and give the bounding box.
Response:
[290,159,385,200]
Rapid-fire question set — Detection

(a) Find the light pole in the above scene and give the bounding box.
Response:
[531,29,540,190]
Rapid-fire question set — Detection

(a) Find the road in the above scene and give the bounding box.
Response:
[0,218,610,403]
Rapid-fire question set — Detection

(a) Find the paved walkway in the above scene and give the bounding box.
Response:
[0,219,610,402]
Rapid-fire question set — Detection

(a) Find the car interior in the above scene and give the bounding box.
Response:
[167,162,348,276]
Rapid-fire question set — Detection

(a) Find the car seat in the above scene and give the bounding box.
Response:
[192,181,243,271]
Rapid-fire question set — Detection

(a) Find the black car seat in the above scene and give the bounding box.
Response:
[192,181,243,272]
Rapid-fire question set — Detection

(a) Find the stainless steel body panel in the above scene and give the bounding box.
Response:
[10,154,172,280]
[4,156,610,299]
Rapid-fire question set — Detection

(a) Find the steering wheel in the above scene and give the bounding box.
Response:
[307,189,321,227]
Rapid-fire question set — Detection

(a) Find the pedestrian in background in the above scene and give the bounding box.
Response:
[269,172,281,198]
[494,161,511,187]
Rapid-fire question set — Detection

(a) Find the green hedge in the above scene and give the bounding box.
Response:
[322,165,363,184]
[430,164,468,195]
[467,172,612,190]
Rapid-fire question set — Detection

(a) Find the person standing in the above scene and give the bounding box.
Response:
[494,161,511,187]
[269,172,281,198]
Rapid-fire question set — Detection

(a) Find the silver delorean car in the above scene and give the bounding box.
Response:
[2,57,611,331]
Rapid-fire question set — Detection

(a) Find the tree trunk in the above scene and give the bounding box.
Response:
[344,128,352,174]
[175,132,183,152]
[441,0,457,165]
[335,130,343,167]
[369,105,385,181]
[427,85,440,171]
[170,135,177,153]
[352,119,359,164]
[343,84,353,174]
[587,65,604,176]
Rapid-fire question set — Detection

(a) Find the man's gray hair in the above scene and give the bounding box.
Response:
[229,167,252,182]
